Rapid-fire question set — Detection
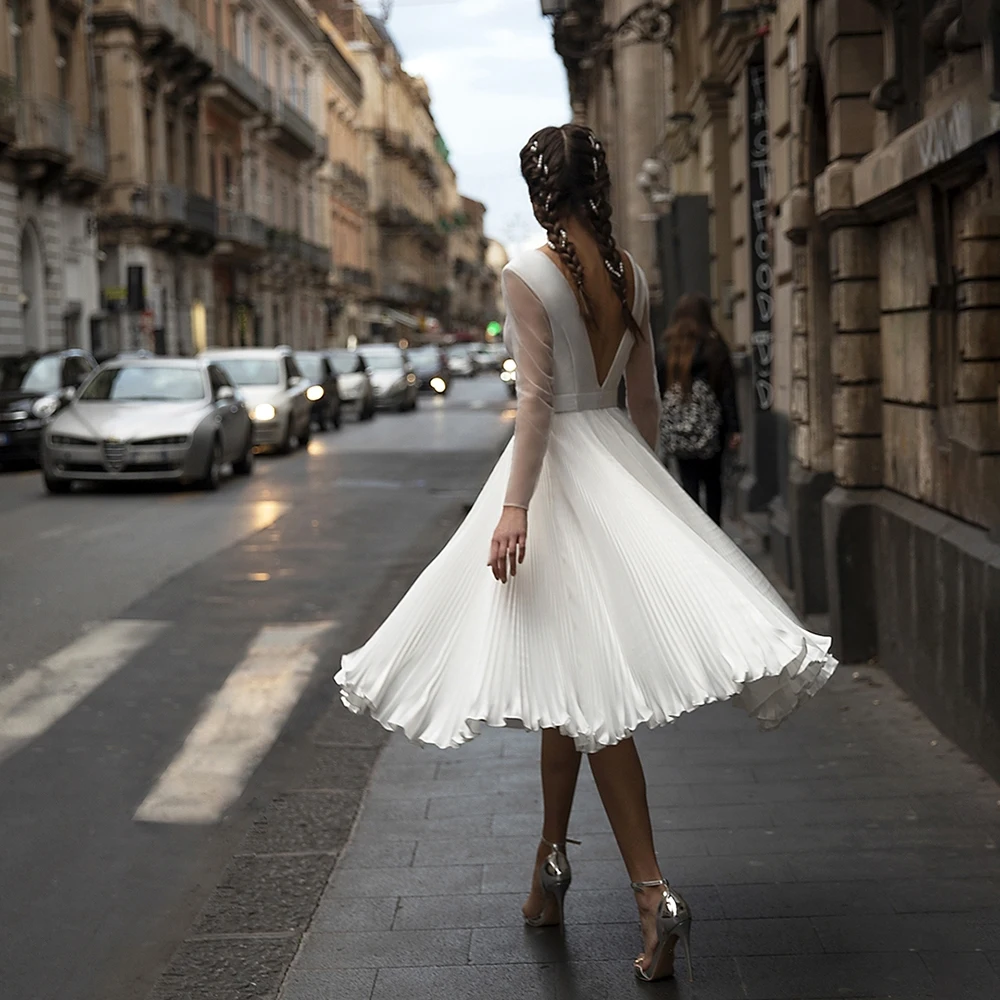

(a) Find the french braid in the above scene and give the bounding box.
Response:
[519,124,643,338]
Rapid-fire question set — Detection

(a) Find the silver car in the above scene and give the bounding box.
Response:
[359,344,418,412]
[328,348,376,421]
[202,347,312,453]
[41,358,254,493]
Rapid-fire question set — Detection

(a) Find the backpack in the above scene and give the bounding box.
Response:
[659,378,723,460]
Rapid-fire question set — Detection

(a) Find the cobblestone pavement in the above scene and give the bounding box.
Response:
[280,664,1000,1000]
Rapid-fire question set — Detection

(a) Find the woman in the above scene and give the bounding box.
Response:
[660,294,741,525]
[336,124,836,983]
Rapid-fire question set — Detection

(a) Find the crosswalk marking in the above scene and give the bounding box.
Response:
[134,621,336,825]
[0,620,169,765]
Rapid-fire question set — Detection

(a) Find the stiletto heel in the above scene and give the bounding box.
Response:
[523,838,579,928]
[630,878,693,983]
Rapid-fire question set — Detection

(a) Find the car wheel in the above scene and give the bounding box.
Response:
[332,403,342,430]
[199,438,223,491]
[316,404,331,432]
[44,474,72,494]
[233,432,254,476]
[298,416,311,448]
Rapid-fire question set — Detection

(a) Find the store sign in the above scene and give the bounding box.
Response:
[747,60,773,412]
[102,286,127,313]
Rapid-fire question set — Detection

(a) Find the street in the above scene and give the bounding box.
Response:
[0,377,514,1000]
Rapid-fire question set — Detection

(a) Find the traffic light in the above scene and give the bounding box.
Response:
[486,321,502,339]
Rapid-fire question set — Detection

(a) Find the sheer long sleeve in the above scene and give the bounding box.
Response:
[502,269,555,510]
[624,265,660,450]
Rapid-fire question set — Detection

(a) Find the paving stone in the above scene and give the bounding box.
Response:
[920,952,1000,1000]
[296,929,471,970]
[193,855,337,936]
[369,963,554,1000]
[336,840,416,869]
[352,813,494,842]
[887,877,1000,913]
[299,748,381,791]
[327,864,482,899]
[737,953,934,999]
[279,968,377,1000]
[469,922,639,965]
[241,791,361,854]
[311,705,389,749]
[310,897,399,932]
[546,957,747,1000]
[368,763,439,784]
[717,881,892,919]
[811,913,1000,952]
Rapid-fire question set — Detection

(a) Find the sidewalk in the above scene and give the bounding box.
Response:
[279,662,1000,1000]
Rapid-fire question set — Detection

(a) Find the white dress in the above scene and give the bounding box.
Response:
[336,249,836,752]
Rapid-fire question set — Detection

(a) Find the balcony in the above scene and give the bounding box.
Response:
[139,0,213,79]
[215,207,268,257]
[207,49,271,116]
[186,192,217,236]
[66,125,108,195]
[330,161,368,206]
[301,239,330,273]
[268,95,319,158]
[335,265,374,291]
[10,96,75,179]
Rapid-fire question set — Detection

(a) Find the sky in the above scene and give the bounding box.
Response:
[359,0,572,255]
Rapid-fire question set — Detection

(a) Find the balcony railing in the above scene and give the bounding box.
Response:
[13,95,74,160]
[152,183,186,224]
[217,207,267,249]
[272,95,318,155]
[302,239,330,272]
[213,49,271,111]
[338,265,373,288]
[186,192,218,236]
[140,0,178,37]
[72,124,108,178]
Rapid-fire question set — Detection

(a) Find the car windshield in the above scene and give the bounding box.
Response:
[362,351,403,371]
[295,355,325,381]
[79,365,206,402]
[210,357,281,386]
[0,355,62,394]
[329,351,359,376]
[447,345,471,356]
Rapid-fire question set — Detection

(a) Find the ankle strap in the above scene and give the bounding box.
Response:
[542,837,581,851]
[631,878,668,892]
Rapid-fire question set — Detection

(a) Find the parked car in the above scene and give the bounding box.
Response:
[445,344,476,378]
[359,344,418,412]
[407,345,449,395]
[294,350,342,431]
[472,343,508,372]
[201,347,312,453]
[41,357,254,493]
[328,348,376,421]
[0,350,97,464]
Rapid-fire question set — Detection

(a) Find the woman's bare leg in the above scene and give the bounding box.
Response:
[523,729,582,920]
[588,738,667,970]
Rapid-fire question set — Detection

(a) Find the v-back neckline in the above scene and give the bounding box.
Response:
[532,249,634,391]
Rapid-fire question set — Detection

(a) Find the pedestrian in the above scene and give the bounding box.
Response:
[336,124,836,984]
[659,293,741,525]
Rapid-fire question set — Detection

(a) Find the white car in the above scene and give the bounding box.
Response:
[445,344,476,378]
[357,345,418,412]
[201,347,312,453]
[328,348,376,421]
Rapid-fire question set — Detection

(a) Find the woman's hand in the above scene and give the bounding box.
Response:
[489,506,528,584]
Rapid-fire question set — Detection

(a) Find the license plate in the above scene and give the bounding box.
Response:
[0,433,8,446]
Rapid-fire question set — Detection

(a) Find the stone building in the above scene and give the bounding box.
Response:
[550,0,1000,772]
[322,1,453,343]
[92,0,330,356]
[317,13,370,348]
[448,196,495,339]
[0,0,107,355]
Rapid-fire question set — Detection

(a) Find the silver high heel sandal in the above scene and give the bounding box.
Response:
[523,838,579,928]
[631,878,693,983]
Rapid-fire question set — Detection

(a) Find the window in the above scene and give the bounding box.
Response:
[282,356,298,384]
[274,49,283,96]
[249,165,258,212]
[290,61,298,106]
[223,153,232,202]
[8,0,23,88]
[56,34,71,102]
[165,119,176,183]
[302,69,310,115]
[259,40,268,84]
[242,16,252,66]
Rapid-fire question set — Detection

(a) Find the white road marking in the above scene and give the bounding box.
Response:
[0,620,169,764]
[134,621,336,824]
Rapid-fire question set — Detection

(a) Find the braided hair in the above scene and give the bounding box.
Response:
[519,124,642,338]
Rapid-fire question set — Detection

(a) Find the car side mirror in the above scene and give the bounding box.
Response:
[216,385,235,401]
[63,386,76,400]
[288,375,302,387]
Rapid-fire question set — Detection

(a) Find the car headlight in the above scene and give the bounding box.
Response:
[430,377,447,394]
[502,358,517,373]
[32,395,61,419]
[252,403,276,421]
[306,385,324,402]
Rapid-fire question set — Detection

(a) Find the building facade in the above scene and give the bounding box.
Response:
[324,1,453,342]
[92,0,330,357]
[317,13,369,347]
[448,196,495,339]
[0,0,107,356]
[551,0,1000,773]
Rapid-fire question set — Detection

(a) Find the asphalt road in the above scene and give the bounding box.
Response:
[0,376,514,1000]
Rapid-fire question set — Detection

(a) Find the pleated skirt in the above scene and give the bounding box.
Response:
[336,408,836,752]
